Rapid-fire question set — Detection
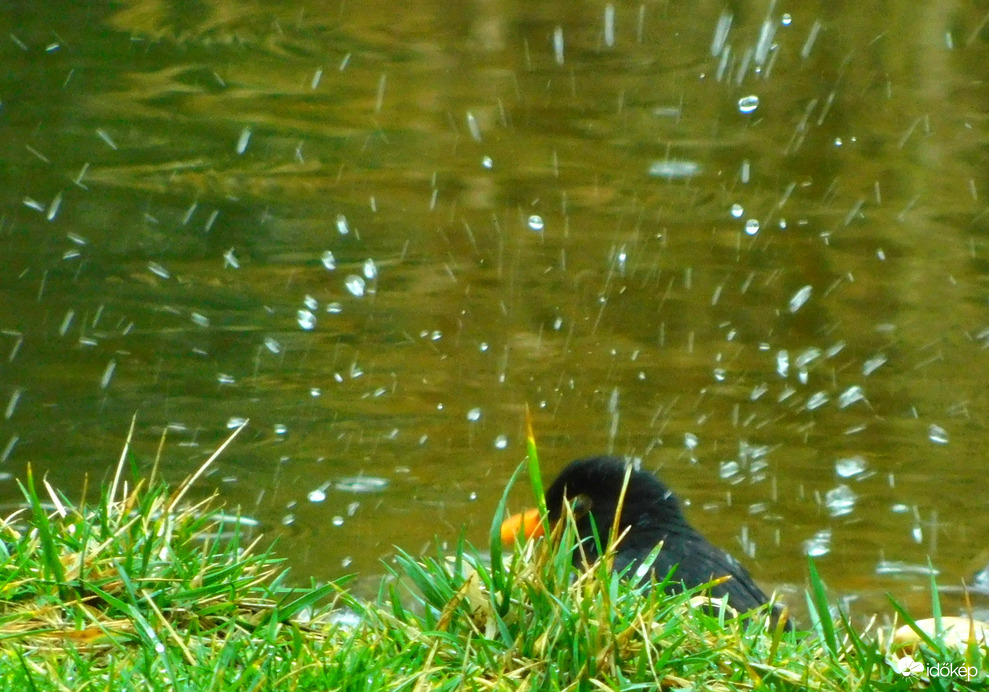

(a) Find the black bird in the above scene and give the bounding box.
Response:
[501,456,785,625]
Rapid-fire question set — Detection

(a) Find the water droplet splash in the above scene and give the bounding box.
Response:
[835,456,867,478]
[927,424,948,445]
[297,310,316,331]
[803,529,832,557]
[345,275,366,297]
[737,95,760,114]
[307,483,331,503]
[825,485,857,517]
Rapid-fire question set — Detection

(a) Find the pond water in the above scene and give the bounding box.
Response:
[1,1,987,623]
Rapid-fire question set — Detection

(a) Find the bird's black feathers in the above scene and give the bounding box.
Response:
[544,456,780,619]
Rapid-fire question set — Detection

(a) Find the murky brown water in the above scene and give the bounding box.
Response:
[1,1,987,623]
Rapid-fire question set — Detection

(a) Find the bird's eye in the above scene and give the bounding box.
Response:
[568,493,593,518]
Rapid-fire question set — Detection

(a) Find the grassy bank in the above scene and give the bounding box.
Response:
[0,429,985,690]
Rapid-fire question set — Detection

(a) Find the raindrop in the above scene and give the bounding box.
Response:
[737,95,760,114]
[927,424,948,445]
[100,359,116,389]
[46,192,62,221]
[345,275,366,297]
[363,258,378,280]
[332,516,344,527]
[326,302,343,314]
[730,204,744,218]
[236,127,252,155]
[825,485,857,517]
[264,337,282,354]
[744,219,760,235]
[553,26,565,65]
[527,215,544,232]
[776,350,790,378]
[838,386,865,408]
[835,456,867,478]
[806,392,829,410]
[335,476,389,493]
[308,483,331,503]
[304,295,318,310]
[321,251,336,270]
[711,11,732,57]
[223,248,240,269]
[803,529,832,557]
[5,389,22,420]
[684,433,699,450]
[147,262,171,279]
[781,13,792,26]
[467,407,481,422]
[336,214,350,235]
[227,417,248,429]
[96,129,118,150]
[648,159,701,179]
[862,354,887,376]
[494,435,508,449]
[481,156,493,169]
[795,348,821,368]
[466,111,481,142]
[788,285,812,313]
[297,310,316,330]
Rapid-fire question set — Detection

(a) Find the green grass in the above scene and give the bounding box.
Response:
[0,428,985,691]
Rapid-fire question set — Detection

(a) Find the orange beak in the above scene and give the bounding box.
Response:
[500,508,544,545]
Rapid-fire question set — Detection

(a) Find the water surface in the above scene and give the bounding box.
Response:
[1,0,988,622]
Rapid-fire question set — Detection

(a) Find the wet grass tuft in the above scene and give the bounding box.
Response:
[0,431,985,690]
